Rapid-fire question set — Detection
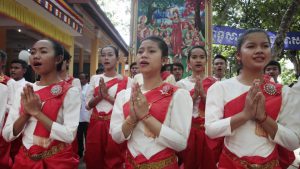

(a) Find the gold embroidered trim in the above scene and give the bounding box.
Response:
[24,143,67,161]
[91,113,111,121]
[128,154,177,169]
[224,148,279,169]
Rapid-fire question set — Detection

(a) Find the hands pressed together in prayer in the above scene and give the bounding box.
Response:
[21,84,42,117]
[129,83,150,124]
[243,79,267,122]
[192,76,206,101]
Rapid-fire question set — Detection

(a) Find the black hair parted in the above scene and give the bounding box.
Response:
[187,46,207,60]
[10,59,28,69]
[100,45,119,58]
[42,39,64,71]
[130,62,137,69]
[236,28,270,52]
[140,36,168,58]
[172,62,184,71]
[213,54,227,64]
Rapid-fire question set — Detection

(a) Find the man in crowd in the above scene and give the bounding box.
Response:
[264,60,281,83]
[77,72,90,158]
[10,59,29,89]
[213,54,227,81]
[130,62,139,78]
[172,62,184,82]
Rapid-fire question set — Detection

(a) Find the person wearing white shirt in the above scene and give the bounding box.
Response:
[212,54,227,81]
[205,29,300,168]
[85,45,132,169]
[0,50,16,169]
[110,36,192,168]
[9,59,31,163]
[77,72,90,158]
[176,46,217,169]
[2,39,81,168]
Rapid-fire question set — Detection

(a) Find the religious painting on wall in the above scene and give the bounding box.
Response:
[133,0,206,72]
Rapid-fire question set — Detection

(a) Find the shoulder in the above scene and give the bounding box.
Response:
[208,77,236,91]
[176,77,189,86]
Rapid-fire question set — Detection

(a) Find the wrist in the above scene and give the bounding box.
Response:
[128,115,138,124]
[256,113,268,124]
[241,111,252,120]
[139,113,151,121]
[126,116,137,126]
[32,111,42,118]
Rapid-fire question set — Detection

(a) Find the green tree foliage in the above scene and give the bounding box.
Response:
[212,0,300,81]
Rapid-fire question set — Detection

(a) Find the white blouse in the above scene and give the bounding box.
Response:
[176,77,203,118]
[110,87,193,159]
[86,74,132,114]
[205,77,300,158]
[2,82,81,149]
[0,83,8,130]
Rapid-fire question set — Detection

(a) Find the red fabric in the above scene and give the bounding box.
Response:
[85,77,128,169]
[65,76,74,84]
[71,135,78,157]
[171,18,183,55]
[178,117,217,169]
[218,146,281,169]
[221,78,294,168]
[189,77,217,112]
[202,77,218,93]
[0,75,11,85]
[10,136,22,161]
[124,83,178,122]
[0,112,12,169]
[0,131,12,169]
[93,76,128,98]
[31,81,71,138]
[85,116,126,169]
[161,71,171,81]
[12,143,79,169]
[122,83,178,166]
[126,149,178,169]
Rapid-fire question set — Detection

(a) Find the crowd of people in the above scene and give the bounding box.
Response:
[0,28,299,169]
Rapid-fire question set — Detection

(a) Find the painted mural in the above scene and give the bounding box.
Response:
[136,0,206,66]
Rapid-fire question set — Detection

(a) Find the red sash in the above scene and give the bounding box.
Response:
[0,75,11,85]
[93,76,128,115]
[20,81,71,138]
[189,77,217,112]
[65,76,74,84]
[161,71,171,81]
[123,83,178,164]
[223,77,294,167]
[123,83,178,122]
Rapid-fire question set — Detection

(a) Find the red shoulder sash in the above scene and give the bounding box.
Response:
[93,76,128,114]
[189,77,217,111]
[223,78,295,167]
[123,83,178,123]
[93,76,128,98]
[161,71,171,81]
[0,75,11,85]
[65,76,74,84]
[224,79,282,120]
[29,81,72,137]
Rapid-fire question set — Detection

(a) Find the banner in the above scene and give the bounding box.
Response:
[135,0,206,64]
[213,26,300,50]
